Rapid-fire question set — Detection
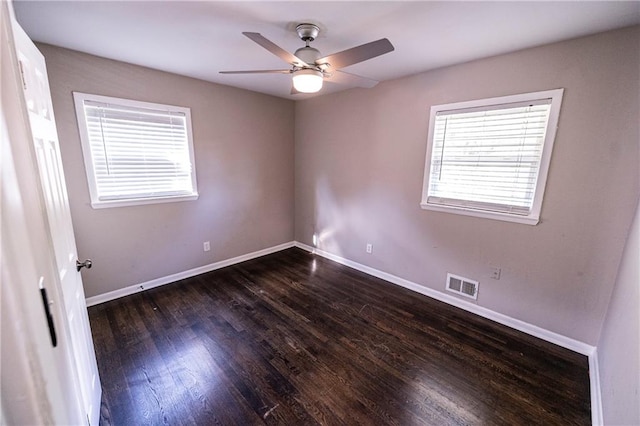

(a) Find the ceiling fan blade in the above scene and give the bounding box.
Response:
[242,32,309,67]
[220,69,291,74]
[316,38,394,70]
[325,70,379,88]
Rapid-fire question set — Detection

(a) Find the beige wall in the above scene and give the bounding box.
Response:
[598,199,639,425]
[39,44,295,298]
[294,26,639,345]
[40,26,638,346]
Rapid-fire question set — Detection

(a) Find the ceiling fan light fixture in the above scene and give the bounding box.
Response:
[292,69,323,93]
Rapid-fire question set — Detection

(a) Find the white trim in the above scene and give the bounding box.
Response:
[420,202,541,225]
[72,91,198,209]
[85,242,294,306]
[420,88,564,226]
[294,241,594,356]
[589,349,603,426]
[89,193,199,209]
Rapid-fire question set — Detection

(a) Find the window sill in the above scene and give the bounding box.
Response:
[420,202,540,225]
[91,194,199,209]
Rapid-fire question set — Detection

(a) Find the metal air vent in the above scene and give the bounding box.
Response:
[446,273,479,300]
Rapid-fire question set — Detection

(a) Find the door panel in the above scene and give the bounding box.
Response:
[2,2,86,423]
[13,20,102,426]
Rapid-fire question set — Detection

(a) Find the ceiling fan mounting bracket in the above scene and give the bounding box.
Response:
[296,23,320,43]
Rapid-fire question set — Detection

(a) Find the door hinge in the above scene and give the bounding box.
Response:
[18,60,27,90]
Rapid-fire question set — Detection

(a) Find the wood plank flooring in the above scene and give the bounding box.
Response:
[89,248,591,425]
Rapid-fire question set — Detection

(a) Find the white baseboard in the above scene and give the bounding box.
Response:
[295,241,595,355]
[85,241,295,307]
[294,241,602,425]
[589,349,603,426]
[85,240,602,423]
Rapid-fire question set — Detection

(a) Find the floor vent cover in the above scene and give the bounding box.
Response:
[446,273,479,300]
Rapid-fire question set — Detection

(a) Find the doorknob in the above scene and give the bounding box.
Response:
[76,259,92,272]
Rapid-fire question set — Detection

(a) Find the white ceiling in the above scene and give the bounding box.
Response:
[14,1,640,100]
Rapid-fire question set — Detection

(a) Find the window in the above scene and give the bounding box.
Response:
[73,92,198,208]
[421,89,563,225]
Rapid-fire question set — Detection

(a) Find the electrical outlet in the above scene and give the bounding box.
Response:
[366,243,373,254]
[203,241,210,252]
[490,267,501,280]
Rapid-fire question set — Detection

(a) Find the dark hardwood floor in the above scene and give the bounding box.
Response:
[89,248,591,425]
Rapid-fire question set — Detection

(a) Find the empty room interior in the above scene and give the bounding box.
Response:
[2,1,639,425]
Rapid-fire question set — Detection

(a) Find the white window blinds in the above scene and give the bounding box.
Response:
[421,89,563,225]
[74,93,198,208]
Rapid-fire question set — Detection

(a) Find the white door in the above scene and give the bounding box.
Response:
[12,19,102,426]
[2,2,85,423]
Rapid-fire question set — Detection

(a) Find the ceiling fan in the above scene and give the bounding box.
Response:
[220,23,394,94]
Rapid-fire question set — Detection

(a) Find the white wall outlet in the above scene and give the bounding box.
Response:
[366,243,373,254]
[203,241,210,252]
[490,267,501,280]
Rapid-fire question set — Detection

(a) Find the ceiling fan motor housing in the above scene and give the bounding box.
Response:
[294,46,321,66]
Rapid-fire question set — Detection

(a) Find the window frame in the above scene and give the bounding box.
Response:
[73,92,198,209]
[420,89,564,225]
